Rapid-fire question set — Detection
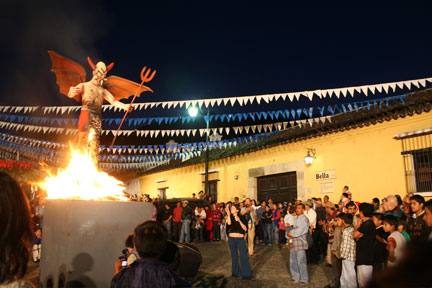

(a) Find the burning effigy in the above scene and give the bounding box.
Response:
[37,51,157,287]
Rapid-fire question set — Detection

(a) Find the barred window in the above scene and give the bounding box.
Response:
[396,129,432,194]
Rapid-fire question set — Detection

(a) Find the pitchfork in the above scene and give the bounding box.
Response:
[110,66,156,147]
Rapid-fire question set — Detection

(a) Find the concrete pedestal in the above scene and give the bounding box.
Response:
[40,199,153,288]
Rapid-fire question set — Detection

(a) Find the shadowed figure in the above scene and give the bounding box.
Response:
[66,253,96,288]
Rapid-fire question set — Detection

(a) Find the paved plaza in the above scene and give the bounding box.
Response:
[193,241,332,288]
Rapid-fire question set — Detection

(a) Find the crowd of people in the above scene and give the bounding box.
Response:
[2,172,432,288]
[153,186,432,287]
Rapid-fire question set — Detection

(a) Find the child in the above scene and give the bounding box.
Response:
[278,217,286,247]
[383,215,406,266]
[328,213,343,288]
[397,221,411,241]
[284,205,296,246]
[371,213,388,274]
[32,228,42,263]
[339,213,357,288]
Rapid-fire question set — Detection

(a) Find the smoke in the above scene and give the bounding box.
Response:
[0,0,111,105]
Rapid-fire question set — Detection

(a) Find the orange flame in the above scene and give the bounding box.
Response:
[40,146,128,201]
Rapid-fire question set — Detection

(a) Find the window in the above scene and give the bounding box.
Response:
[412,149,432,192]
[397,130,432,194]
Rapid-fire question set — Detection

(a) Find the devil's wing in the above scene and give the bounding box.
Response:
[104,75,153,101]
[48,50,87,102]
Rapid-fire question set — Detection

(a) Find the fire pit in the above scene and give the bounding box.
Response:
[40,199,153,288]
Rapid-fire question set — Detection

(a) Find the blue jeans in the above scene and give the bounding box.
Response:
[273,223,279,244]
[179,219,191,243]
[212,221,220,240]
[263,223,273,245]
[290,249,308,283]
[163,221,172,240]
[228,237,253,278]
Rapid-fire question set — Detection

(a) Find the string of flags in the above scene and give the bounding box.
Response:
[0,77,427,114]
[0,94,407,128]
[0,94,405,137]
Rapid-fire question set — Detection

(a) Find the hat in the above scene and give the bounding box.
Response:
[183,200,189,204]
[304,200,313,207]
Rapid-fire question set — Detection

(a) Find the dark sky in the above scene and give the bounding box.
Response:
[1,1,432,107]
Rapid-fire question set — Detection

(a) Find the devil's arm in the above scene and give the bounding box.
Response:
[68,83,84,99]
[103,89,129,111]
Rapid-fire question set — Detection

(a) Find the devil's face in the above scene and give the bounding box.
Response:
[93,62,107,82]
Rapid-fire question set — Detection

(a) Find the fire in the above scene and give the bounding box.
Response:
[40,146,128,201]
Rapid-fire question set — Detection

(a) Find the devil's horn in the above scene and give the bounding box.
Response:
[87,56,96,70]
[106,62,114,72]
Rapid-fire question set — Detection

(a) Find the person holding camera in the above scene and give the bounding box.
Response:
[114,234,138,274]
[225,203,253,280]
[111,221,190,288]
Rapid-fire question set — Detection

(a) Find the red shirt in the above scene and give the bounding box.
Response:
[173,207,183,222]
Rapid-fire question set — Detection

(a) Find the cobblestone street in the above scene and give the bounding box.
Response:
[193,241,333,288]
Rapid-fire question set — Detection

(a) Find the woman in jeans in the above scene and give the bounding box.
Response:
[225,203,253,279]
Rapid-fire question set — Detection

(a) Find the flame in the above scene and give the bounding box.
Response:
[40,146,128,201]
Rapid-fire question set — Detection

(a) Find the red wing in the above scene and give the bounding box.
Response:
[48,50,87,102]
[104,75,153,101]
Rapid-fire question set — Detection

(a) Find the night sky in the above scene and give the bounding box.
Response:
[1,1,432,107]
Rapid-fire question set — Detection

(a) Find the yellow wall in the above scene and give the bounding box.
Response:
[138,111,432,203]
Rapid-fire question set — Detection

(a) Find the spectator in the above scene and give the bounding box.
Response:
[111,221,190,288]
[287,203,310,284]
[32,228,42,263]
[425,200,432,239]
[204,205,213,241]
[255,201,267,243]
[326,213,343,288]
[0,172,34,287]
[383,215,406,267]
[354,203,376,288]
[324,195,335,209]
[225,203,253,280]
[242,199,256,255]
[114,234,138,274]
[194,206,206,242]
[372,198,380,212]
[339,213,356,288]
[192,193,197,199]
[407,194,431,242]
[211,203,222,241]
[261,205,273,246]
[172,202,183,242]
[161,204,173,240]
[397,221,410,241]
[233,197,240,205]
[304,200,317,229]
[383,195,403,219]
[179,201,193,243]
[278,216,286,247]
[371,213,388,275]
[272,203,281,244]
[346,201,359,227]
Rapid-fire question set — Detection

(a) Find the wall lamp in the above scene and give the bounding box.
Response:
[304,148,316,165]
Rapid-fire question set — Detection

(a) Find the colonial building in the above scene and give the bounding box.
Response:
[134,89,432,203]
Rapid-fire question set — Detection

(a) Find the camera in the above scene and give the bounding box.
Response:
[118,248,129,269]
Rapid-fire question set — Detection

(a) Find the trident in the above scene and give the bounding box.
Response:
[110,67,156,147]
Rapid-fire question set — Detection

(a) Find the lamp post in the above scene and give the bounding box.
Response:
[188,106,210,198]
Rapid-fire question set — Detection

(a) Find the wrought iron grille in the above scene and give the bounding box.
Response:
[398,131,432,194]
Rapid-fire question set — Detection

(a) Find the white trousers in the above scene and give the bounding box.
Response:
[357,265,373,288]
[340,259,357,288]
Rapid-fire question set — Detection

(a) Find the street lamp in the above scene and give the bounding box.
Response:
[187,105,210,198]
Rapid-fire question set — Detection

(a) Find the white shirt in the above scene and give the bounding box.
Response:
[195,208,206,220]
[284,213,295,227]
[304,208,317,229]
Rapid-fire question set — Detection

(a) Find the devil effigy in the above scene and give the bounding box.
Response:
[48,51,156,159]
